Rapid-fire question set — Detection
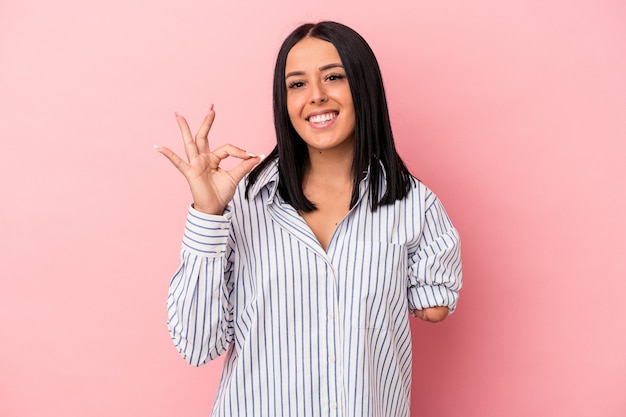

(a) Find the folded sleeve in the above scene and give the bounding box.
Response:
[407,194,463,313]
[166,205,236,366]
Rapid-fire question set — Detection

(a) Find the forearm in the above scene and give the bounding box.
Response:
[166,206,235,366]
[408,194,463,316]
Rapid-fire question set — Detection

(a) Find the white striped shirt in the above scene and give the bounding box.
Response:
[167,160,462,417]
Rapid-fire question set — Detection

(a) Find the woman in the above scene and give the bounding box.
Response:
[156,21,461,417]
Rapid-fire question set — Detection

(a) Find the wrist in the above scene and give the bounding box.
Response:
[191,202,225,215]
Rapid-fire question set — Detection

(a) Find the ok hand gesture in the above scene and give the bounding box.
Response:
[155,106,263,215]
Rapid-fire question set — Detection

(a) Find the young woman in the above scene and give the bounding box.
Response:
[156,21,462,417]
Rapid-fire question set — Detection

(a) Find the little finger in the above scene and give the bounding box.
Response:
[154,144,190,175]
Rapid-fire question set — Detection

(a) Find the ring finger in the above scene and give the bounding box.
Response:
[175,112,199,162]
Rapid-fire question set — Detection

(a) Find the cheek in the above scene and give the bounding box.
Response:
[286,108,300,129]
[286,95,302,120]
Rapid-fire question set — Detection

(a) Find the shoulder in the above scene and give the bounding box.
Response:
[404,176,437,206]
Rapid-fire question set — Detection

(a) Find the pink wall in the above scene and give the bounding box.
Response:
[1,1,625,416]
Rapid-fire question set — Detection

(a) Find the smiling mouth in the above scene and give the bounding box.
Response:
[307,111,338,125]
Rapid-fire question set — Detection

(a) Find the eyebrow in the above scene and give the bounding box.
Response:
[285,63,344,79]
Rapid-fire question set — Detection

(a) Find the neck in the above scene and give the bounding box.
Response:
[305,143,354,184]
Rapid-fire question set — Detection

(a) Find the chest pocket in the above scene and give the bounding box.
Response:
[339,241,407,330]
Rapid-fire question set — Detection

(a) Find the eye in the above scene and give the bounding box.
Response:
[326,73,346,82]
[288,80,305,89]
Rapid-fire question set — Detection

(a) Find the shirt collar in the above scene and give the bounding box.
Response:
[246,159,280,200]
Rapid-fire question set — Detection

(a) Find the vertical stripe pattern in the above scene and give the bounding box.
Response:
[167,161,462,417]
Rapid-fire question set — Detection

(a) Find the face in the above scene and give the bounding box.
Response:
[285,37,355,154]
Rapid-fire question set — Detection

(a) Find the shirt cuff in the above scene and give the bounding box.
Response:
[181,204,233,256]
[408,285,459,314]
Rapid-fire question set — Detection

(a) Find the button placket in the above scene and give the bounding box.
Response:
[326,264,341,415]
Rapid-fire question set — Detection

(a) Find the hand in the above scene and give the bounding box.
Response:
[413,306,449,323]
[155,107,263,214]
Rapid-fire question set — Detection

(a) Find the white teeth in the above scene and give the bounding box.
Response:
[309,113,336,123]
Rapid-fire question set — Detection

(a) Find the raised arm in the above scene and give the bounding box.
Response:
[156,107,262,364]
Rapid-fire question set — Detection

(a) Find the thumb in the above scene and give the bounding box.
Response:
[229,155,265,183]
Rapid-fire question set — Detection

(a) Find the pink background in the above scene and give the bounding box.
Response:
[1,0,625,416]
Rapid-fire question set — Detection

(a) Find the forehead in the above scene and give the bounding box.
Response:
[285,37,343,72]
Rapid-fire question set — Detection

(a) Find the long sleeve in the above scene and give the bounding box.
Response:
[167,205,235,366]
[407,193,463,313]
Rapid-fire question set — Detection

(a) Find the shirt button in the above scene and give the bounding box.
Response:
[327,312,334,320]
[329,355,336,363]
[330,402,337,410]
[219,223,228,229]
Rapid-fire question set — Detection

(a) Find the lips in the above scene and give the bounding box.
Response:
[306,111,338,128]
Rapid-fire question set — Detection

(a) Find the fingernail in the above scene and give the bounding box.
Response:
[259,154,266,160]
[153,144,160,151]
[210,104,214,111]
[246,152,257,157]
[174,111,180,118]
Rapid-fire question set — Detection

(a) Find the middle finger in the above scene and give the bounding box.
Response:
[195,105,215,155]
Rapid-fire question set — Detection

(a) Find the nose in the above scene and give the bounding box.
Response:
[310,81,328,104]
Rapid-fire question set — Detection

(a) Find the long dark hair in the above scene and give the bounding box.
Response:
[246,21,412,212]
